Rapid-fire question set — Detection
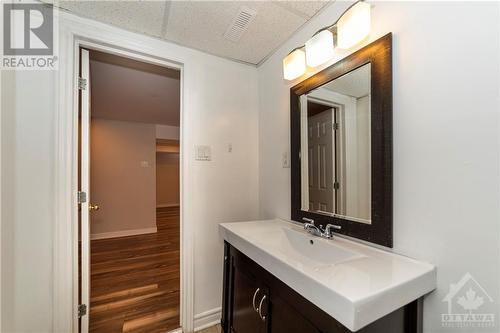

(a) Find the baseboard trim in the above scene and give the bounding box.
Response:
[166,328,182,333]
[156,203,180,208]
[194,307,221,332]
[90,227,157,240]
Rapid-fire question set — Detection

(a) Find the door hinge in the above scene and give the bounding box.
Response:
[77,191,87,204]
[78,77,87,90]
[333,181,340,190]
[333,123,339,130]
[78,304,87,318]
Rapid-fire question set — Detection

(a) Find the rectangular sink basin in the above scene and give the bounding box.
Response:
[220,219,436,332]
[279,227,363,266]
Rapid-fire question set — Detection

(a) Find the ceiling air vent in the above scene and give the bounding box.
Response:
[223,6,257,42]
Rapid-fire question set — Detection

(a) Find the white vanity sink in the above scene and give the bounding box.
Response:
[271,227,363,266]
[219,219,436,332]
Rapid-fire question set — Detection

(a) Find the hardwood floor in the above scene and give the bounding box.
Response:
[90,206,180,333]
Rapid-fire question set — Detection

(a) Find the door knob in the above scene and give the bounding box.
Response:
[89,204,100,211]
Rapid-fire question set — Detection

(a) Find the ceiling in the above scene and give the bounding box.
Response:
[49,0,331,65]
[323,63,370,98]
[89,50,180,126]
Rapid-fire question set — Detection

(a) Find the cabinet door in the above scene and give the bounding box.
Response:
[231,262,268,333]
[269,293,320,333]
[221,242,230,332]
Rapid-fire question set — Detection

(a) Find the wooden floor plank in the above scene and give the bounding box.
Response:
[90,284,159,303]
[89,207,180,333]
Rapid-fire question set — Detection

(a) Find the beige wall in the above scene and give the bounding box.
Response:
[90,118,157,237]
[156,152,180,207]
[156,124,180,140]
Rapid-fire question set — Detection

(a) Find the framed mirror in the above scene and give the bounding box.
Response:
[290,33,393,247]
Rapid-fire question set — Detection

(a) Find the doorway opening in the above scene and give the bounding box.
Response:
[78,48,181,333]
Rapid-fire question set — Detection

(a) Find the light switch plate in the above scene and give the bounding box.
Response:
[195,145,211,161]
[282,151,290,168]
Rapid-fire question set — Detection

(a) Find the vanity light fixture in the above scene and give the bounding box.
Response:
[305,30,334,67]
[283,48,306,81]
[283,0,371,80]
[337,1,371,49]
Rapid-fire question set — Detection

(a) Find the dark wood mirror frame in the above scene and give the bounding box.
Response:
[290,33,393,248]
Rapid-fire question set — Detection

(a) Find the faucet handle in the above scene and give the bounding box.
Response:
[323,224,341,238]
[325,224,341,230]
[302,217,315,225]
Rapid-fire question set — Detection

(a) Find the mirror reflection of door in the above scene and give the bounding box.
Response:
[308,108,334,214]
[301,63,372,224]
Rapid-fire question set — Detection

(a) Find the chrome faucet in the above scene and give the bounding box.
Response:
[302,218,341,239]
[322,224,342,239]
[303,218,322,237]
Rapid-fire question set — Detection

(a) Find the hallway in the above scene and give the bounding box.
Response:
[90,206,180,333]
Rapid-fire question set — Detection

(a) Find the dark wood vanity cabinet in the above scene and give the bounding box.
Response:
[221,242,423,333]
[231,259,269,333]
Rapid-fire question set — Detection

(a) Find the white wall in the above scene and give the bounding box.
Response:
[3,2,499,333]
[258,2,499,332]
[355,94,370,220]
[1,71,56,331]
[1,10,259,333]
[90,119,157,237]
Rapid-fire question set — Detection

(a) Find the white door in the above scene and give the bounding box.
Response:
[308,109,335,214]
[79,48,91,333]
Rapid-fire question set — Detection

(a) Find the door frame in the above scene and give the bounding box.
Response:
[54,18,192,332]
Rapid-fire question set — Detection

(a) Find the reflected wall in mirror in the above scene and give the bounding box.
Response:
[290,33,392,247]
[300,64,371,224]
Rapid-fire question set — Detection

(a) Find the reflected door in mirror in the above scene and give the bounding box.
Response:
[300,63,371,224]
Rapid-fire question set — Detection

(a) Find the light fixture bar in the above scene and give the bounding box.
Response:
[305,30,334,67]
[283,49,306,81]
[283,0,370,80]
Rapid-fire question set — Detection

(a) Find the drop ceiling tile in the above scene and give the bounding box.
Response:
[275,1,330,19]
[46,0,332,65]
[58,0,167,38]
[164,1,306,64]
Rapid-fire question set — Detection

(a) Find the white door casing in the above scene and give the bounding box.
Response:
[79,48,91,333]
[55,17,191,333]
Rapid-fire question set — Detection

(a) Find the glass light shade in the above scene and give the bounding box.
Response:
[283,49,306,80]
[337,2,371,49]
[305,30,334,67]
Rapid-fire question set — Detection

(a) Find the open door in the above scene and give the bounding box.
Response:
[79,48,91,333]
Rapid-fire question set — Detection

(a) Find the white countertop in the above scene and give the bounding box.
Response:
[219,219,436,332]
